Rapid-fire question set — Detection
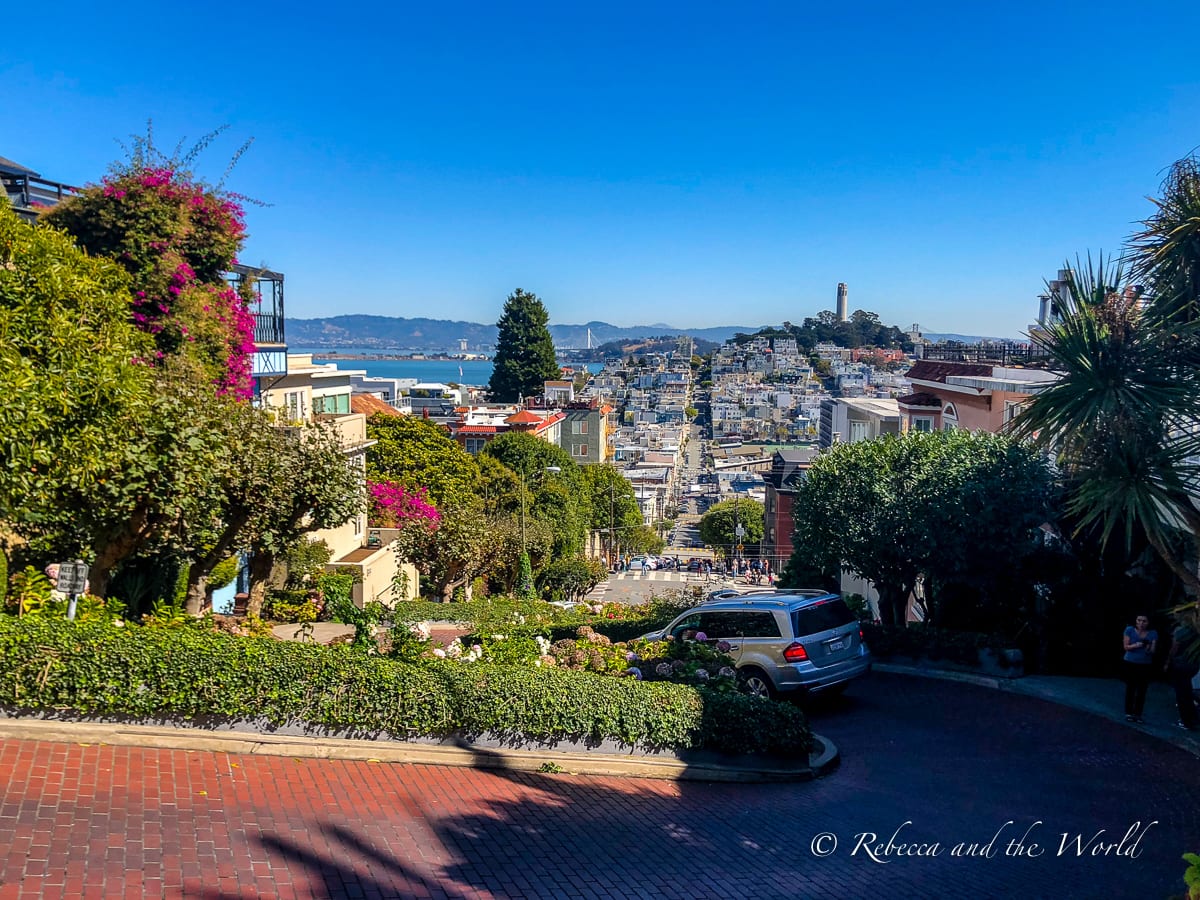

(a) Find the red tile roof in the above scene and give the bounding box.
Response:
[352,394,403,417]
[506,410,543,424]
[457,425,498,434]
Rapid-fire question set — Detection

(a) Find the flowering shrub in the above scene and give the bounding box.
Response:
[367,481,441,529]
[450,624,741,693]
[45,159,256,399]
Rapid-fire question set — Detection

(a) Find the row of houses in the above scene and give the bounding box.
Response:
[761,355,1061,579]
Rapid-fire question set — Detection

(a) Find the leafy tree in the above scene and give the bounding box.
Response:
[177,407,363,615]
[0,198,200,596]
[791,430,1053,627]
[699,498,764,556]
[580,465,641,561]
[391,499,495,602]
[624,525,666,556]
[481,432,589,555]
[366,414,480,509]
[486,288,560,401]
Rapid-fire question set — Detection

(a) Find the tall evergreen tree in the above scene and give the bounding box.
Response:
[487,288,560,401]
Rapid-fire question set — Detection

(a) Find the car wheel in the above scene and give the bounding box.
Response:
[739,667,776,700]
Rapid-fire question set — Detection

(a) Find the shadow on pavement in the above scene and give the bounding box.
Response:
[256,826,474,900]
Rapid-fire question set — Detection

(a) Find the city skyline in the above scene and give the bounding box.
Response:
[4,2,1199,336]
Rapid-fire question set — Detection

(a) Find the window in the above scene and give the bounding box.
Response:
[912,417,933,433]
[466,438,487,455]
[942,403,958,431]
[849,420,869,442]
[572,420,588,434]
[792,599,854,635]
[574,443,589,457]
[313,393,351,415]
[284,390,306,422]
[696,611,781,638]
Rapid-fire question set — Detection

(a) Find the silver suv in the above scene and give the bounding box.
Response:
[641,590,872,698]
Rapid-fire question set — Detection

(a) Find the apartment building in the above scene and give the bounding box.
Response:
[260,355,418,606]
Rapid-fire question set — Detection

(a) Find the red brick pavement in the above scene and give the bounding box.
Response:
[0,740,689,900]
[1,674,1198,899]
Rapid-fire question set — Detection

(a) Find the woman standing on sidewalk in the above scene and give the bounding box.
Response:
[1122,614,1157,723]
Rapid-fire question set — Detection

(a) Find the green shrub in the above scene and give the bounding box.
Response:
[535,556,607,603]
[286,540,333,589]
[0,618,450,734]
[263,589,321,623]
[8,566,54,616]
[0,619,811,755]
[0,549,8,607]
[315,572,355,616]
[1182,852,1200,900]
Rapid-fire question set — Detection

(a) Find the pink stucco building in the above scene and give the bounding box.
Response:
[898,360,1058,434]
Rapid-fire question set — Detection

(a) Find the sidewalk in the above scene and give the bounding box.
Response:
[876,662,1200,757]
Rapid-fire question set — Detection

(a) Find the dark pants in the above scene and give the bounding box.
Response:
[1169,665,1200,729]
[1123,661,1152,716]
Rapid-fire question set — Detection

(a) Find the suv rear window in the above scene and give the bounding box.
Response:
[791,598,854,635]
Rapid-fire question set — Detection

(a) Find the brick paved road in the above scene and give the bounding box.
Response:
[1,673,1196,899]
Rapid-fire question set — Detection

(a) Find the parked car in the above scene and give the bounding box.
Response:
[640,590,871,698]
[628,556,658,571]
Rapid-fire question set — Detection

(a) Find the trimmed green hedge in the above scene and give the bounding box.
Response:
[0,619,811,756]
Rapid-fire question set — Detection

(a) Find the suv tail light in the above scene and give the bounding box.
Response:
[783,642,809,662]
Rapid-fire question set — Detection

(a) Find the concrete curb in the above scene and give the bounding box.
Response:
[0,718,840,783]
[875,663,1200,759]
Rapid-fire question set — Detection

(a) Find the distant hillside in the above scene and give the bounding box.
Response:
[923,332,1024,344]
[593,334,720,358]
[285,315,761,349]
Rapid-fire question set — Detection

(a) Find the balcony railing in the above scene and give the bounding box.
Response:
[919,342,1050,366]
[2,173,81,221]
[226,264,285,345]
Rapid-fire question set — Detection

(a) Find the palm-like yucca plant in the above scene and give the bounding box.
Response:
[1010,255,1200,593]
[1130,153,1200,329]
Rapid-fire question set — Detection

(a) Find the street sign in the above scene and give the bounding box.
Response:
[735,524,746,538]
[56,560,89,595]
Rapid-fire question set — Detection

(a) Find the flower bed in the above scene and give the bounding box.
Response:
[0,619,811,756]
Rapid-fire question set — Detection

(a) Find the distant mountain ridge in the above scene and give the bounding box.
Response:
[284,315,1014,350]
[285,315,764,349]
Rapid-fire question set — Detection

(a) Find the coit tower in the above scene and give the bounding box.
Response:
[836,282,849,322]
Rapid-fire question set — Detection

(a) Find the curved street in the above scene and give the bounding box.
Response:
[0,673,1196,899]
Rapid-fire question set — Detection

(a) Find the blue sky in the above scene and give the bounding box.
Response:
[4,1,1199,337]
